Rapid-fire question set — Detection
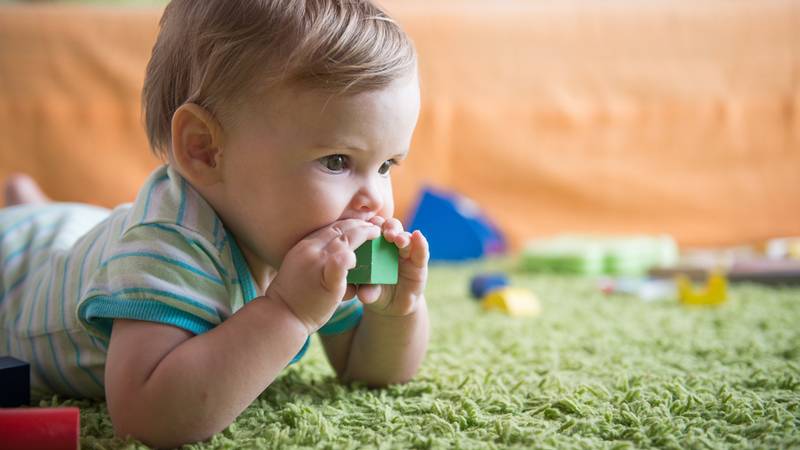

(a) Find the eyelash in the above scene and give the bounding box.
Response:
[379,159,399,175]
[319,155,399,175]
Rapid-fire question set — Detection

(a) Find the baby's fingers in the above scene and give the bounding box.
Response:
[343,284,357,301]
[310,219,381,251]
[355,284,382,304]
[407,230,429,268]
[382,218,410,247]
[321,251,355,293]
[398,231,414,258]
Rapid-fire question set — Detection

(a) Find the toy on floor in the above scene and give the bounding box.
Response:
[765,237,800,260]
[482,287,542,317]
[469,273,541,317]
[598,277,676,302]
[520,234,679,277]
[469,273,509,299]
[676,272,728,306]
[0,407,80,450]
[346,236,399,285]
[0,356,30,407]
[406,187,505,261]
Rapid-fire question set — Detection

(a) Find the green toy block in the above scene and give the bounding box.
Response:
[347,237,399,284]
[519,234,679,277]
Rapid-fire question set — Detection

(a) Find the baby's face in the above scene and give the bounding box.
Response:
[213,73,420,274]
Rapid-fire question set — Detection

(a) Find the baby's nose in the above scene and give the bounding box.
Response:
[352,181,384,213]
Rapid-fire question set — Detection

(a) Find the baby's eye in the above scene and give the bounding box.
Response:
[320,154,349,173]
[378,159,397,175]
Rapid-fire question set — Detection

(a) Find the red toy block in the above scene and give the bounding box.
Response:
[0,407,80,450]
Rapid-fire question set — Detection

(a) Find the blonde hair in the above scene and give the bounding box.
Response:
[142,0,416,158]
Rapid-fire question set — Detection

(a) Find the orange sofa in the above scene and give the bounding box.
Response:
[1,0,798,249]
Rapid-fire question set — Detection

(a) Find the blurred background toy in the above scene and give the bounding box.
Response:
[469,273,509,299]
[469,273,541,317]
[482,287,542,317]
[765,237,800,261]
[407,187,505,262]
[676,272,728,306]
[598,277,676,302]
[519,234,679,277]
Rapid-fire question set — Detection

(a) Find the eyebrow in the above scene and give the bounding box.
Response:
[312,142,363,151]
[392,149,410,159]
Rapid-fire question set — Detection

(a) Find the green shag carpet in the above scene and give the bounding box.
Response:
[42,263,800,449]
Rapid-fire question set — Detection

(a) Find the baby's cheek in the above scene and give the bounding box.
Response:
[379,187,395,218]
[315,193,349,223]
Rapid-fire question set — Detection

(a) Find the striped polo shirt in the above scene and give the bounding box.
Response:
[0,165,363,398]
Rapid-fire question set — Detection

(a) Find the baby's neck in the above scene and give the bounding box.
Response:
[235,238,277,295]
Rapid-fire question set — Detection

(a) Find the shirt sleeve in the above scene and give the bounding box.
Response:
[77,223,231,341]
[317,298,364,336]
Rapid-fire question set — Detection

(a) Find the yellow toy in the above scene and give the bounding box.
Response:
[676,272,728,306]
[481,287,542,317]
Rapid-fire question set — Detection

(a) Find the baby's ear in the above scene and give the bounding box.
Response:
[170,103,224,186]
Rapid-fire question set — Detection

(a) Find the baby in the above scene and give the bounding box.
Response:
[0,0,429,447]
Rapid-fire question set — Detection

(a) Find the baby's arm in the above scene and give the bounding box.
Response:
[106,300,306,448]
[105,219,381,448]
[321,303,429,386]
[322,220,430,386]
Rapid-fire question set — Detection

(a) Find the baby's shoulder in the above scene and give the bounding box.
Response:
[120,220,226,263]
[120,165,229,261]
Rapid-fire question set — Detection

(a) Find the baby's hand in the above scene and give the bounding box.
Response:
[266,219,381,334]
[355,217,429,316]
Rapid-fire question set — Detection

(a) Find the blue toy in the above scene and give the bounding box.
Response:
[470,273,509,299]
[406,187,505,261]
[0,356,30,407]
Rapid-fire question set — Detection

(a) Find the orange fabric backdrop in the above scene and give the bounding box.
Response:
[1,1,798,249]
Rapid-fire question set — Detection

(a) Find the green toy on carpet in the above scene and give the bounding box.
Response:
[39,263,799,449]
[520,235,679,277]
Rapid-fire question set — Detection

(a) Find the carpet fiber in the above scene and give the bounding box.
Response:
[43,263,800,449]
